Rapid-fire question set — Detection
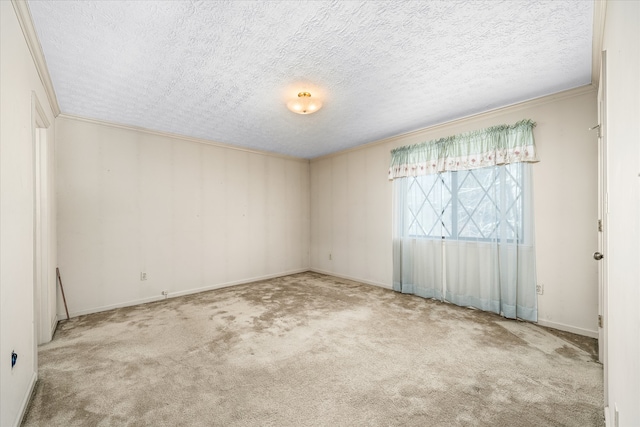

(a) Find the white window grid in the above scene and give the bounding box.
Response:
[405,164,525,242]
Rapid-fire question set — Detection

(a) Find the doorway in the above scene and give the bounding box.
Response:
[32,92,54,352]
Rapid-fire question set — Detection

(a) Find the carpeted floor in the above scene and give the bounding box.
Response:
[23,272,603,426]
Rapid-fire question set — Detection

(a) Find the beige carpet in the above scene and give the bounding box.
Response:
[23,272,603,426]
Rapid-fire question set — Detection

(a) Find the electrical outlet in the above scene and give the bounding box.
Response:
[161,290,168,297]
[140,272,147,281]
[536,283,544,295]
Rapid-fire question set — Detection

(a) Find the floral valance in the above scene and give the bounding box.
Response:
[388,119,538,180]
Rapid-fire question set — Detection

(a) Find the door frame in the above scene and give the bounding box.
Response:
[32,91,53,357]
[596,50,609,405]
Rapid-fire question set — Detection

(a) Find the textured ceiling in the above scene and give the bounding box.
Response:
[28,1,593,159]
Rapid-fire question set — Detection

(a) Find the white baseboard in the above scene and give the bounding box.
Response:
[536,319,598,338]
[169,269,309,298]
[62,294,166,318]
[14,371,37,427]
[308,268,392,290]
[60,269,310,318]
[49,316,58,340]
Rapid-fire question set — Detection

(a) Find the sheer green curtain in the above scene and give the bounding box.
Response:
[390,120,539,321]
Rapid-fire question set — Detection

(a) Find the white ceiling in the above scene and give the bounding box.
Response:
[28,1,594,159]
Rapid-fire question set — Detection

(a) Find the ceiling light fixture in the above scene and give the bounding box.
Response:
[287,92,322,115]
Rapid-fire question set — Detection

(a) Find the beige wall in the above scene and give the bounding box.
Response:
[310,87,599,337]
[1,2,56,426]
[56,117,310,316]
[601,1,640,424]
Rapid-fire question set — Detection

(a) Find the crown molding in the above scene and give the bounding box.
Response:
[57,113,309,163]
[591,0,608,88]
[11,0,61,117]
[311,85,597,162]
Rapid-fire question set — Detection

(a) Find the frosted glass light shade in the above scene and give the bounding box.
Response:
[287,92,322,114]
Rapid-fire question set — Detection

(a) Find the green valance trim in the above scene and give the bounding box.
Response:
[388,119,538,180]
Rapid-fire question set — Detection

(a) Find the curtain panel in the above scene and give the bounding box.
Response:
[388,119,538,180]
[390,120,538,322]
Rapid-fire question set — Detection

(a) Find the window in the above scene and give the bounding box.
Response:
[403,163,527,243]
